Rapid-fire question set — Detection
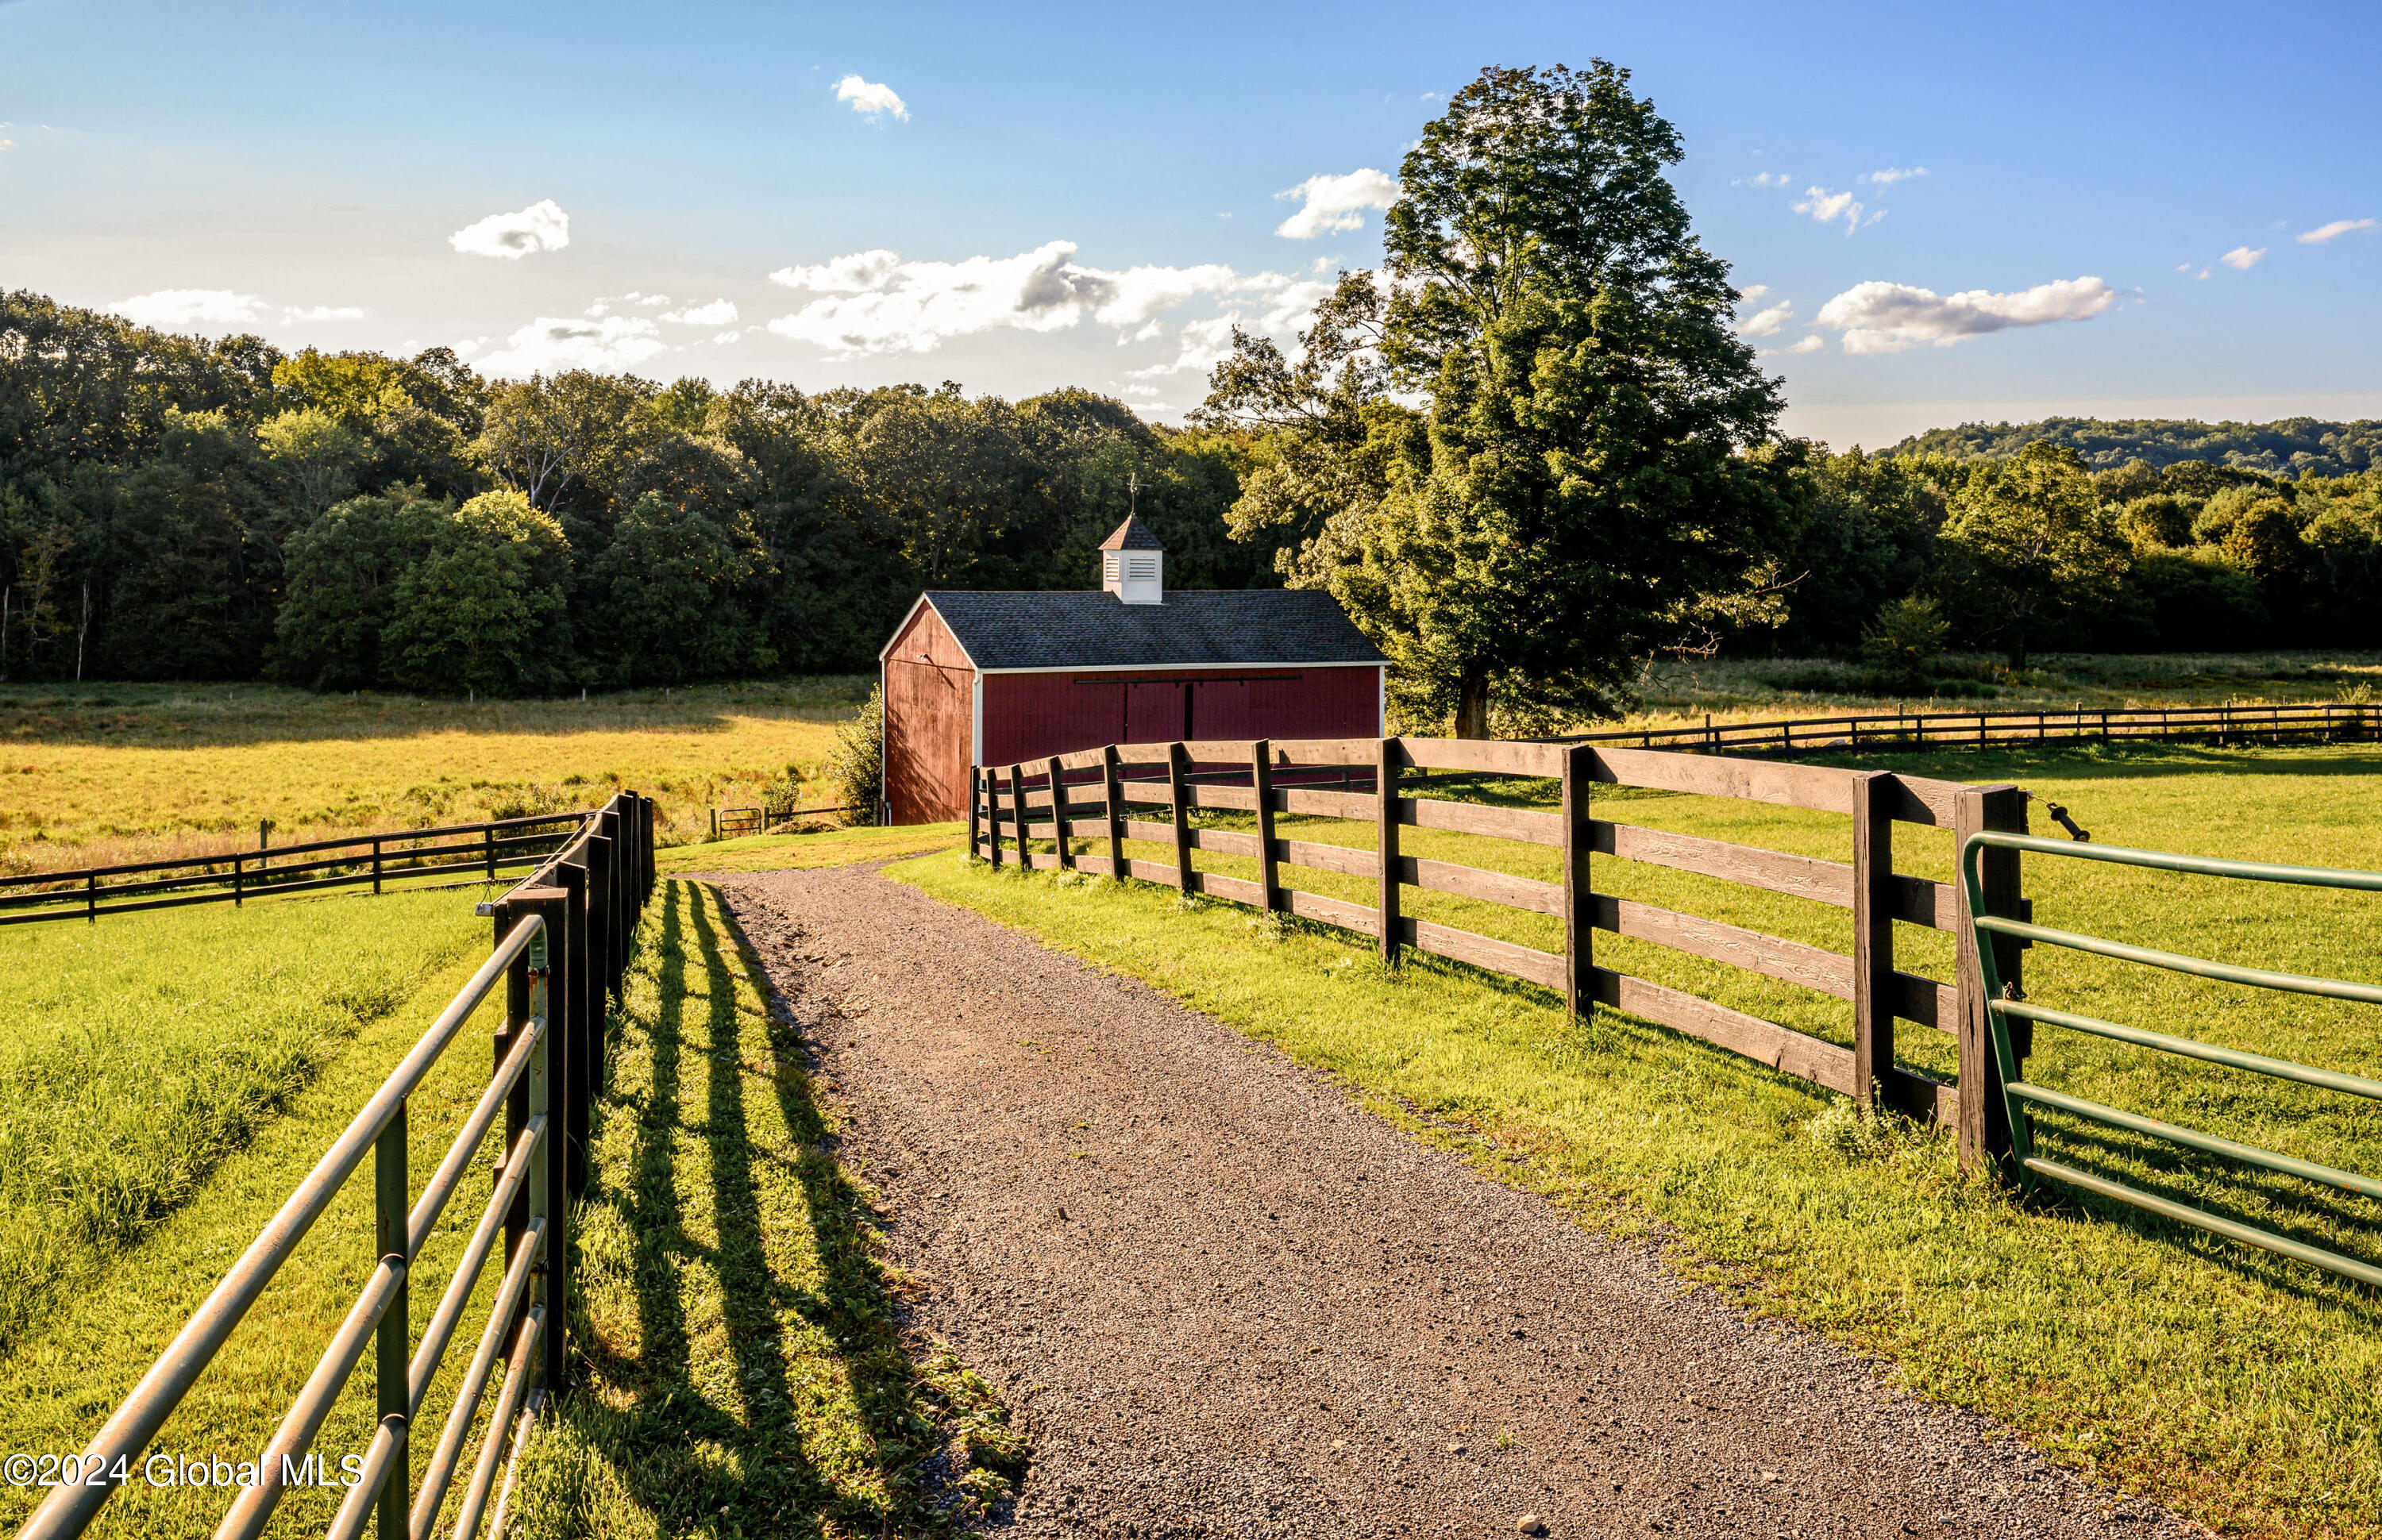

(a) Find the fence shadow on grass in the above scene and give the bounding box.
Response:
[510,878,1021,1538]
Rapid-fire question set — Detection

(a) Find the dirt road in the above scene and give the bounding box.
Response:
[707,865,2196,1540]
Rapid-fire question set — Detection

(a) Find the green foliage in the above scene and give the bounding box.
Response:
[1201,63,1801,735]
[580,491,774,686]
[1937,442,2130,668]
[1860,595,1949,689]
[1883,414,2382,478]
[380,490,574,695]
[826,683,885,825]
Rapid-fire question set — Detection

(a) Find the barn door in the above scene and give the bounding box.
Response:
[1125,681,1187,745]
[1189,679,1253,740]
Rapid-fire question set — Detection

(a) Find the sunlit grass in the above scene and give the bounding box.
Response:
[656,822,963,876]
[912,738,2382,1538]
[508,880,1024,1537]
[0,677,872,875]
[0,887,491,1356]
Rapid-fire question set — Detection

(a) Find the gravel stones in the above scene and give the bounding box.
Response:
[707,865,2207,1540]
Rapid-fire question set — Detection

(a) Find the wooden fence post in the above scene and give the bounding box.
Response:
[1102,746,1125,876]
[1251,739,1282,914]
[1562,744,1592,1016]
[985,767,1005,867]
[1852,772,1894,1115]
[1954,783,2029,1177]
[1376,736,1401,965]
[966,766,981,858]
[1008,764,1028,865]
[1046,757,1072,869]
[1167,744,1194,894]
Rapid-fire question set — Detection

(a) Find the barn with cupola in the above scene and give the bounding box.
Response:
[876,515,1388,824]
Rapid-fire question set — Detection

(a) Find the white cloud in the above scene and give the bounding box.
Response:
[1274,168,1398,238]
[1120,384,1162,398]
[283,305,364,322]
[2176,262,2193,272]
[1779,335,1826,354]
[2296,218,2376,244]
[712,330,742,345]
[453,337,491,356]
[660,298,738,325]
[1733,171,1793,188]
[108,289,266,329]
[1128,315,1242,378]
[475,314,668,375]
[1736,284,1771,303]
[1078,264,1240,327]
[0,139,13,152]
[769,249,904,293]
[766,241,1108,354]
[1859,167,1929,185]
[1736,302,1794,337]
[834,75,908,120]
[1792,187,1875,233]
[1813,275,2117,354]
[449,199,570,260]
[2219,245,2265,271]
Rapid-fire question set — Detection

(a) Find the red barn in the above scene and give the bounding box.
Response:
[877,516,1389,823]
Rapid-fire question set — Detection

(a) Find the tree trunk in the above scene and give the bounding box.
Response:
[1455,665,1491,740]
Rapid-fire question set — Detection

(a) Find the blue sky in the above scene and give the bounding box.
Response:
[3,0,2376,448]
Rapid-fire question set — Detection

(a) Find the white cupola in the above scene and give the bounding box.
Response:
[1098,514,1165,605]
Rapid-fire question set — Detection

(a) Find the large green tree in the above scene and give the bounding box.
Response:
[1203,63,1803,735]
[1937,441,2129,668]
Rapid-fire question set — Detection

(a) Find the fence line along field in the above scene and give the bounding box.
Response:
[0,678,870,876]
[906,736,2382,1538]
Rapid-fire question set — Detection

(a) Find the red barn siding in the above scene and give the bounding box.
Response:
[882,605,974,823]
[978,664,1379,776]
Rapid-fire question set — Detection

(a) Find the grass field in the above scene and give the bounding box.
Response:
[0,887,491,1356]
[0,897,537,1536]
[0,876,1016,1538]
[0,678,871,877]
[656,822,962,876]
[901,738,2382,1539]
[509,879,1024,1537]
[1551,649,2382,742]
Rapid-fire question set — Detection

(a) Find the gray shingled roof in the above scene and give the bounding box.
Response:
[1097,515,1165,551]
[925,589,1389,671]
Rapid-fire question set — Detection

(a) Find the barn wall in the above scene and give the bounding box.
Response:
[979,664,1382,772]
[882,604,975,824]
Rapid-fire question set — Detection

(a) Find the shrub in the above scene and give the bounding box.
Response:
[824,687,883,826]
[1860,595,1949,689]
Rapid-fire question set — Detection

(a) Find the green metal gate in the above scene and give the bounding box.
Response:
[1959,831,2382,1288]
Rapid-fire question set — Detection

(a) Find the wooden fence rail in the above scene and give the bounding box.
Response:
[1564,700,2376,758]
[971,737,2033,1173]
[0,811,592,926]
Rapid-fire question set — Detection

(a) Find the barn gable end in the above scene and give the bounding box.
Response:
[880,599,977,825]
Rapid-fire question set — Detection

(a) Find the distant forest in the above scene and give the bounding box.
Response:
[2,286,2378,696]
[1882,415,2382,478]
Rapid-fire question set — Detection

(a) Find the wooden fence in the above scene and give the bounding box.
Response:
[1570,700,2376,757]
[971,737,2033,1172]
[0,811,592,926]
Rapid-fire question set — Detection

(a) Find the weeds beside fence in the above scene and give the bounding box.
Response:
[13,792,657,1540]
[0,813,594,926]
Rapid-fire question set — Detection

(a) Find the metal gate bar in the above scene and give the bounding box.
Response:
[1959,830,2382,1288]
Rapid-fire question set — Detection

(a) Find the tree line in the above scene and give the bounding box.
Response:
[6,63,2378,718]
[0,291,1274,693]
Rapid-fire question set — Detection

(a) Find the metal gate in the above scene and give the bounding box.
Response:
[1960,831,2382,1287]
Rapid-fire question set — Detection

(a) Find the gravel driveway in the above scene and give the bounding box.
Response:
[703,865,2198,1540]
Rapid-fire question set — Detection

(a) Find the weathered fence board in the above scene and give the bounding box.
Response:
[970,730,2010,1167]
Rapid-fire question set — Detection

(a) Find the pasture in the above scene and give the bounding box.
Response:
[0,678,872,876]
[902,737,2382,1538]
[0,887,490,1357]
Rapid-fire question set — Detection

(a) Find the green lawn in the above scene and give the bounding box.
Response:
[507,878,1023,1538]
[0,896,530,1537]
[656,822,962,876]
[902,738,2382,1540]
[0,889,490,1356]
